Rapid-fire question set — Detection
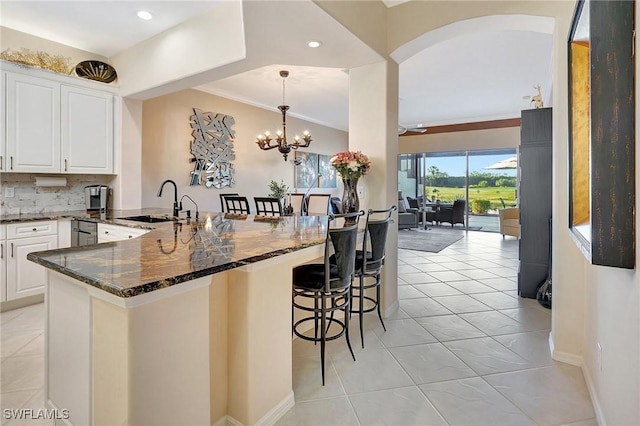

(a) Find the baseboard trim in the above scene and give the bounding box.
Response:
[549,333,605,425]
[581,362,606,426]
[217,391,294,426]
[549,333,583,366]
[255,390,295,426]
[384,299,399,318]
[552,349,583,367]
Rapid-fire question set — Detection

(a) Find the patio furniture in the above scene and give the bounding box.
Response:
[406,196,436,225]
[499,207,520,238]
[397,193,418,229]
[437,199,465,227]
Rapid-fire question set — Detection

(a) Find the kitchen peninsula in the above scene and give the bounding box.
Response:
[27,210,330,426]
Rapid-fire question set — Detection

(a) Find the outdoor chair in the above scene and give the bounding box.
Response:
[437,199,465,227]
[499,207,520,238]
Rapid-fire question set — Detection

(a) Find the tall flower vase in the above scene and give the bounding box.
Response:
[341,177,360,219]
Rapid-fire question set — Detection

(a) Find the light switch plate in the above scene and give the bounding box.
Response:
[4,187,15,198]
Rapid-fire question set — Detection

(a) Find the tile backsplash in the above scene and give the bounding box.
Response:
[0,174,112,216]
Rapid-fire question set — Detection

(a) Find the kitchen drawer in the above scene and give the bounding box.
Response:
[7,220,58,239]
[98,223,148,242]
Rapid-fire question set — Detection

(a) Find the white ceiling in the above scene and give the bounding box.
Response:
[0,0,554,131]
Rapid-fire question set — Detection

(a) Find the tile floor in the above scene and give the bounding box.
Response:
[0,231,596,426]
[0,303,47,426]
[278,231,597,426]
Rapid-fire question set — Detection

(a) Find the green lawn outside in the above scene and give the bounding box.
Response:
[423,186,516,213]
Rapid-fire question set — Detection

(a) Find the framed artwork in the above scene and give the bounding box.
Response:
[294,152,319,189]
[318,154,337,188]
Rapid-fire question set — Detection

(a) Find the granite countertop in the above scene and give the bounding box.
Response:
[25,209,329,298]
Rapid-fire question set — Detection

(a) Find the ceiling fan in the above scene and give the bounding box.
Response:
[398,124,428,135]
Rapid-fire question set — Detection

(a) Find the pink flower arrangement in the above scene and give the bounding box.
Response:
[330,151,371,179]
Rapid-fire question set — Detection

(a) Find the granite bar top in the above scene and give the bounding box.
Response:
[26,209,329,298]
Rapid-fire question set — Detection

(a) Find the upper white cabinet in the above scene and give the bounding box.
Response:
[1,61,117,174]
[6,72,61,173]
[62,85,114,174]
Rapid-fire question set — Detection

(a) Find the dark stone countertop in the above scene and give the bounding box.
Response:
[24,209,329,298]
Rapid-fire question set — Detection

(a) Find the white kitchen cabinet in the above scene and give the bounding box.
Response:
[0,225,6,302]
[98,223,149,243]
[61,85,114,174]
[5,72,61,173]
[1,61,116,174]
[0,71,5,172]
[57,219,72,249]
[6,221,58,301]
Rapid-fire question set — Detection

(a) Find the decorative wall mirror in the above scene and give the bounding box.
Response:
[189,108,236,189]
[568,0,635,269]
[568,0,590,242]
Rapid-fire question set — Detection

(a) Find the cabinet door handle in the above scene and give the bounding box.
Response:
[10,156,13,170]
[64,159,68,172]
[33,228,37,232]
[10,243,14,258]
[0,155,3,170]
[1,243,3,259]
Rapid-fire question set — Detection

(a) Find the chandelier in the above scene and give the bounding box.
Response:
[256,70,312,161]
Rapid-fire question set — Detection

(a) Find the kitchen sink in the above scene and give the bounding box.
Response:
[121,215,176,223]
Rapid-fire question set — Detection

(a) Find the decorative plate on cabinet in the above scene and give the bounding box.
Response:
[74,60,117,83]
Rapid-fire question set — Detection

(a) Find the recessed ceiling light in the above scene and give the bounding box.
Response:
[137,10,153,20]
[306,40,321,48]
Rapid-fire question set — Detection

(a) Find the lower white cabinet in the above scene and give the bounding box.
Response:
[5,221,58,301]
[1,225,6,302]
[98,223,148,243]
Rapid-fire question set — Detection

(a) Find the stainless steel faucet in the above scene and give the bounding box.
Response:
[157,179,181,217]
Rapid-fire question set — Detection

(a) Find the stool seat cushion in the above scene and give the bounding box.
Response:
[293,263,340,290]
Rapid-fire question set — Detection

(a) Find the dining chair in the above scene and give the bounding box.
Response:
[219,193,239,213]
[288,193,306,216]
[292,211,364,385]
[254,197,283,216]
[306,194,331,216]
[224,195,251,214]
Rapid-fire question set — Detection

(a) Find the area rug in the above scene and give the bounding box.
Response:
[398,228,465,253]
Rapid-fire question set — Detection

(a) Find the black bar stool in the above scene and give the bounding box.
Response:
[292,211,364,385]
[352,206,396,348]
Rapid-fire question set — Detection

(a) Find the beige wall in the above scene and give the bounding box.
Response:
[1,26,107,69]
[398,126,520,154]
[5,1,640,422]
[141,89,348,212]
[385,1,638,423]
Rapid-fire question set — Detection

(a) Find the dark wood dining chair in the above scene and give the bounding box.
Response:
[224,196,251,214]
[219,193,239,213]
[254,197,283,216]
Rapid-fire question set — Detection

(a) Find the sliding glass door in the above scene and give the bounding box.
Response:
[398,149,517,232]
